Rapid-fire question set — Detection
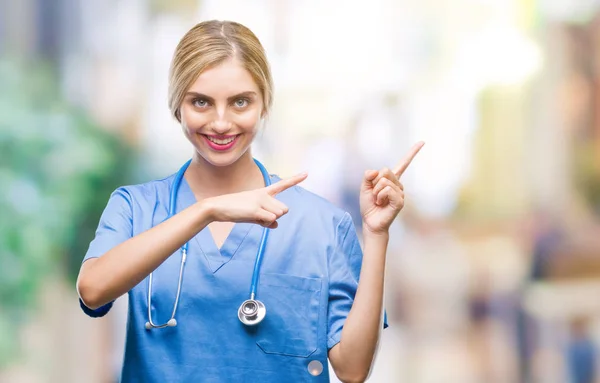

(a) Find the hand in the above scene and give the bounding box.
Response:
[360,142,424,235]
[204,173,308,228]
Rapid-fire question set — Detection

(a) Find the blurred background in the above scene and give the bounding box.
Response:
[1,0,600,382]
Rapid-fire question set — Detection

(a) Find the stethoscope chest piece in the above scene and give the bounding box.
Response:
[238,299,266,326]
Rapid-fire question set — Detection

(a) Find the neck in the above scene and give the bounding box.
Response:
[185,151,265,199]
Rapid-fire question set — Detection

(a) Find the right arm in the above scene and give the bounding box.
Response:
[77,200,212,310]
[77,172,307,310]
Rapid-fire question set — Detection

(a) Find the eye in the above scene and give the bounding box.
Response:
[233,98,250,109]
[192,98,209,108]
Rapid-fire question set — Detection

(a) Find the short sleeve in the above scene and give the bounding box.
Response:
[327,213,389,350]
[79,187,133,317]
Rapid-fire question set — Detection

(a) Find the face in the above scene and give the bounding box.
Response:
[179,57,264,167]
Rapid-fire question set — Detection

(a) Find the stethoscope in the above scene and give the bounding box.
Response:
[144,158,271,330]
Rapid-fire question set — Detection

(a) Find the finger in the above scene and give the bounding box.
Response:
[361,170,379,192]
[364,169,378,182]
[372,177,398,197]
[255,210,277,226]
[262,197,289,217]
[393,141,425,178]
[258,220,278,228]
[376,186,393,206]
[257,218,278,228]
[266,172,308,195]
[377,186,405,208]
[273,198,290,215]
[373,167,401,189]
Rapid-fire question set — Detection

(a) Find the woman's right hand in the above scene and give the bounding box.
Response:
[204,173,308,228]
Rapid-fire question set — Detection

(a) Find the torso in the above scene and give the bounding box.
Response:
[112,172,360,382]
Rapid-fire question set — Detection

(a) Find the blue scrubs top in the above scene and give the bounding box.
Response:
[81,169,388,382]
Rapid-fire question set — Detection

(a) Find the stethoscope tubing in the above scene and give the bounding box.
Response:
[145,158,271,329]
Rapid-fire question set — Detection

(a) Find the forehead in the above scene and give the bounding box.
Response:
[188,58,259,95]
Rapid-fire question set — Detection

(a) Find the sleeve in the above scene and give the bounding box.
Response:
[78,187,133,318]
[327,212,389,350]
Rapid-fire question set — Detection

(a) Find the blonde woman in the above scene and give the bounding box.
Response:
[77,20,423,383]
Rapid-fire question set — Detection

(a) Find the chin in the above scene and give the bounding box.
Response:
[194,147,250,168]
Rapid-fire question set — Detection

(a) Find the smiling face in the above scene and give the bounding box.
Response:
[168,20,273,168]
[179,58,263,167]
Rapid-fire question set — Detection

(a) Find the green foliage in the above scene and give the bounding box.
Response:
[0,58,134,367]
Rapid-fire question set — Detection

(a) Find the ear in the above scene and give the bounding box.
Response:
[260,105,269,119]
[256,117,266,131]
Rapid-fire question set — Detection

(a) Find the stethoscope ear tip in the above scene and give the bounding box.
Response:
[145,322,152,330]
[167,318,178,327]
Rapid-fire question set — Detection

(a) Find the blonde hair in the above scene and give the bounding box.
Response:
[168,20,273,122]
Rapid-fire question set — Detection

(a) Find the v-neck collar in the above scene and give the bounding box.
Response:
[178,177,253,273]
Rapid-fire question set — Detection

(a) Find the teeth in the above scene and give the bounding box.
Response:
[207,136,235,145]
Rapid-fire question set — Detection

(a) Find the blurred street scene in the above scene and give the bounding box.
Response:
[1,0,600,382]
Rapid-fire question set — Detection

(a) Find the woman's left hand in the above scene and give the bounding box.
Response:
[360,141,424,235]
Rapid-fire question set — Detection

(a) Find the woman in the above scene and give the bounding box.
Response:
[77,20,423,383]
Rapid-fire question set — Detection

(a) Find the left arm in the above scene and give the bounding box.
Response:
[329,142,424,383]
[328,230,388,383]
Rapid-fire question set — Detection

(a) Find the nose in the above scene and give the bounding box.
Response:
[210,113,233,134]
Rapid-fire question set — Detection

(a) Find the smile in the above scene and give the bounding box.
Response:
[206,135,236,145]
[202,134,240,151]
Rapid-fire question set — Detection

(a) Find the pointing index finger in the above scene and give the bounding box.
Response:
[266,172,308,195]
[393,141,425,177]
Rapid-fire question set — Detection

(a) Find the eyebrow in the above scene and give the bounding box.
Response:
[185,91,257,103]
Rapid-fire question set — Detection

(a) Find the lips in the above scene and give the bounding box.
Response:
[202,134,240,151]
[206,135,236,145]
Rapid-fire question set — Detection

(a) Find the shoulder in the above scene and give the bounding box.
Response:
[109,173,176,205]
